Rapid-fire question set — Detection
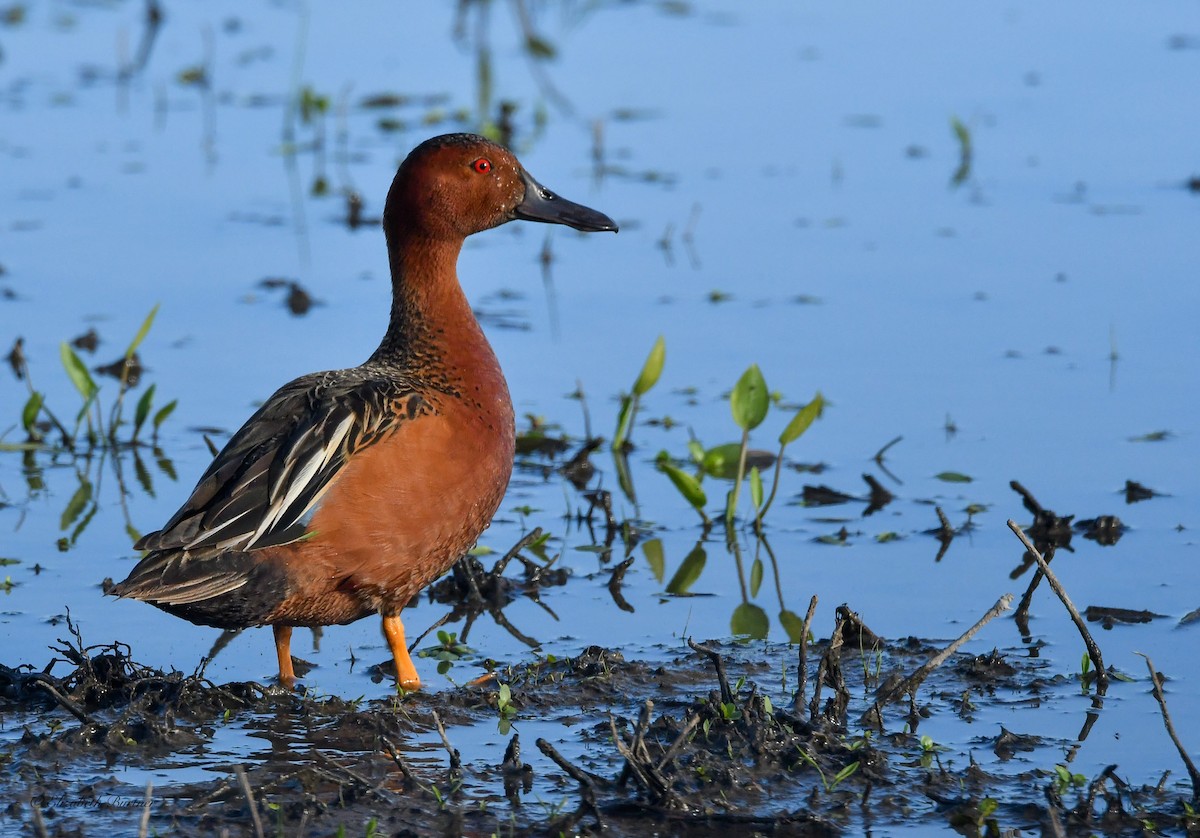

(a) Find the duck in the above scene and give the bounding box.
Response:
[110,133,617,690]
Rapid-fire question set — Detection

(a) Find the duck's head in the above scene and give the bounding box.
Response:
[384,133,617,241]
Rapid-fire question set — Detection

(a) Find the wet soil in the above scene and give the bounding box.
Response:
[4,606,1195,837]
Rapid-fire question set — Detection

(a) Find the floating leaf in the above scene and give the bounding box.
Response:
[665,545,706,595]
[875,531,902,543]
[124,304,159,360]
[642,539,665,584]
[701,443,742,479]
[730,364,769,431]
[632,335,666,396]
[1130,430,1172,443]
[658,461,706,510]
[779,610,807,643]
[731,603,769,639]
[780,392,825,446]
[749,466,763,510]
[686,438,705,465]
[60,343,98,400]
[749,557,763,597]
[935,471,973,483]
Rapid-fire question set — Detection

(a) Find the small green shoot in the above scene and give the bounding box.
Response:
[796,747,859,793]
[496,683,518,734]
[612,335,665,452]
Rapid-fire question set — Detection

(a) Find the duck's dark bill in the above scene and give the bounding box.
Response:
[513,169,618,233]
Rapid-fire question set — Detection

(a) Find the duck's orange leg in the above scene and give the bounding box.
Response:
[273,624,296,688]
[381,614,421,691]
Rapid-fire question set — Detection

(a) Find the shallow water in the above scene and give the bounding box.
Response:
[2,0,1199,831]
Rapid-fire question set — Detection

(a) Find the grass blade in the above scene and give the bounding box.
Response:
[60,343,98,401]
[124,303,160,360]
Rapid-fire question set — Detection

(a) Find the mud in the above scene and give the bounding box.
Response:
[4,605,1195,837]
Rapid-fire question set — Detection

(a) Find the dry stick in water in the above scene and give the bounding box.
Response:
[536,737,608,791]
[234,766,265,838]
[379,734,422,786]
[686,637,734,705]
[1137,653,1200,802]
[793,595,819,712]
[431,710,462,775]
[1006,519,1109,692]
[138,781,152,838]
[867,593,1013,726]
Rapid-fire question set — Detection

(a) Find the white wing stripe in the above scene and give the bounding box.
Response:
[246,413,356,548]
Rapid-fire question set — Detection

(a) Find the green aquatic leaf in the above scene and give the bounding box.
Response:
[749,466,763,510]
[124,304,159,360]
[730,364,769,431]
[133,383,156,439]
[612,394,633,449]
[633,335,666,396]
[642,539,665,583]
[152,399,177,433]
[701,443,743,479]
[731,603,769,639]
[779,610,807,643]
[658,461,706,510]
[60,343,98,401]
[21,392,44,435]
[749,557,763,598]
[60,479,93,531]
[935,471,973,483]
[665,545,706,595]
[780,392,825,446]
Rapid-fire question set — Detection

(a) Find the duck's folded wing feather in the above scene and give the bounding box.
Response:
[135,369,420,558]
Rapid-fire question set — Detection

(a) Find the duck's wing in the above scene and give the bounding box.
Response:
[135,368,430,559]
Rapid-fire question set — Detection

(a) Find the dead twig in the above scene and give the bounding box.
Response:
[536,737,609,790]
[31,803,49,838]
[491,527,544,577]
[379,734,422,786]
[24,672,94,724]
[794,594,818,712]
[312,749,398,804]
[138,781,152,838]
[867,593,1013,724]
[655,711,701,773]
[431,710,462,775]
[1136,653,1200,802]
[687,637,733,705]
[234,766,265,838]
[1007,520,1108,692]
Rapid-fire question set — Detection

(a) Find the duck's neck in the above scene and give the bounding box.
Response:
[370,231,481,372]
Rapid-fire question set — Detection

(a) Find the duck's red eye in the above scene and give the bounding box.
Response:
[472,158,492,174]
